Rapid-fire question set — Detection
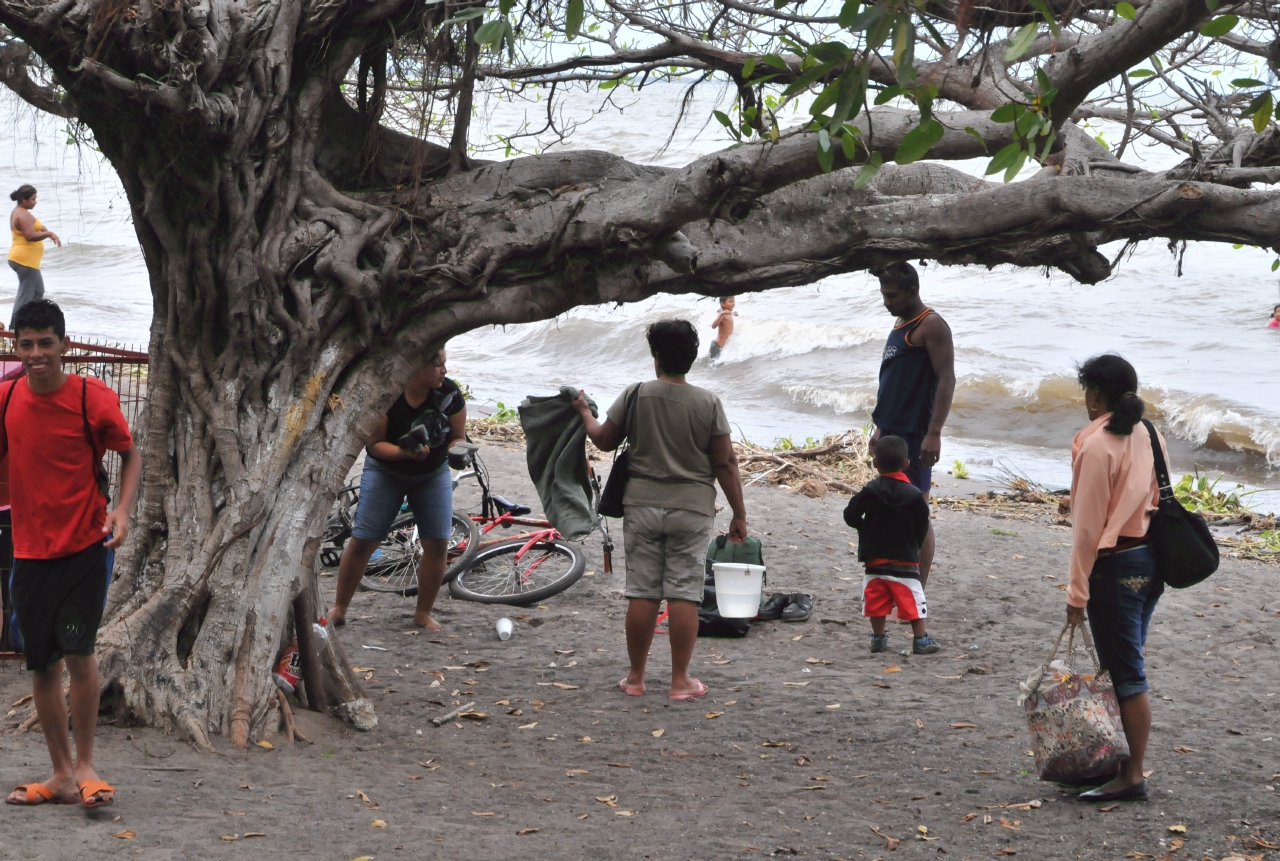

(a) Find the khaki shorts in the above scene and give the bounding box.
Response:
[622,505,713,604]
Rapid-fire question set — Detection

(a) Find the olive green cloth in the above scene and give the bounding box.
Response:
[518,387,598,541]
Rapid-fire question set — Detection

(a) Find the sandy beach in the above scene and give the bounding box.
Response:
[2,438,1278,861]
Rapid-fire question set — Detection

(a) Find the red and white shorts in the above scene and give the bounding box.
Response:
[862,574,927,621]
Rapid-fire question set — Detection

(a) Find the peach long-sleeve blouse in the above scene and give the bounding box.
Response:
[1067,413,1168,608]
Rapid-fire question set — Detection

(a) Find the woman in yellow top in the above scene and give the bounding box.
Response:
[8,185,60,330]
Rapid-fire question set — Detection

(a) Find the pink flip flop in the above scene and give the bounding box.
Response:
[618,678,645,697]
[669,679,709,701]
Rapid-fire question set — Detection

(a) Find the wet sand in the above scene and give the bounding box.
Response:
[2,440,1278,860]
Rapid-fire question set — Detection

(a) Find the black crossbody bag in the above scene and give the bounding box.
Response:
[596,383,640,519]
[1141,419,1217,589]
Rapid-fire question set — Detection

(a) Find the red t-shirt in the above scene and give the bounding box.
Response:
[0,375,133,559]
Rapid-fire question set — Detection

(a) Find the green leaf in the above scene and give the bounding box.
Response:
[841,129,860,160]
[598,78,618,90]
[809,81,841,117]
[985,141,1023,175]
[1199,15,1238,38]
[964,126,989,153]
[838,0,863,29]
[475,18,505,46]
[817,142,835,174]
[845,4,887,33]
[783,61,837,98]
[742,57,756,80]
[443,6,489,24]
[762,54,789,71]
[1028,0,1060,37]
[1015,108,1042,137]
[829,61,868,129]
[809,41,853,64]
[893,13,916,82]
[1128,69,1154,77]
[991,102,1019,123]
[566,0,584,37]
[1253,92,1273,133]
[853,152,883,190]
[1272,257,1279,272]
[818,127,832,153]
[874,84,906,105]
[499,0,514,13]
[894,117,944,164]
[865,6,895,51]
[1003,149,1028,183]
[1115,2,1136,20]
[1004,21,1039,63]
[1232,78,1268,88]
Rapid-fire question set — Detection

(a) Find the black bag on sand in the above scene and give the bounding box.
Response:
[1141,420,1218,589]
[698,534,766,638]
[597,384,640,519]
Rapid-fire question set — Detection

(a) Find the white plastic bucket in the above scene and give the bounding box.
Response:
[712,562,766,618]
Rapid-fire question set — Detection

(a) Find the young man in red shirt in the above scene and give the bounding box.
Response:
[2,299,139,808]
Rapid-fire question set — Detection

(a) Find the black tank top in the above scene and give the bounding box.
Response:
[871,309,938,438]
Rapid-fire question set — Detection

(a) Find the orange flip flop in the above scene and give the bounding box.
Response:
[6,783,75,806]
[78,780,115,808]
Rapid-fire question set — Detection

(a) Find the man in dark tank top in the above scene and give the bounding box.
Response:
[869,262,955,587]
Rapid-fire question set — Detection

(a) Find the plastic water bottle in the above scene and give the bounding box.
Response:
[313,618,330,645]
[496,618,514,641]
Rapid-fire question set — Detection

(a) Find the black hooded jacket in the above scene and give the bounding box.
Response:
[843,475,930,569]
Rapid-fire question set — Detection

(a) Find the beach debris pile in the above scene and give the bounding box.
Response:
[734,431,876,498]
[935,478,1068,522]
[466,417,525,445]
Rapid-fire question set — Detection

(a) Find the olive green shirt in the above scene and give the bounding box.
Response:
[606,380,731,517]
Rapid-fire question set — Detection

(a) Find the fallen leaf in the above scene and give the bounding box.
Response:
[508,708,523,716]
[916,718,924,729]
[1168,824,1187,834]
[10,693,33,707]
[761,741,790,747]
[595,795,618,807]
[997,850,1016,856]
[974,770,997,775]
[705,711,724,719]
[805,658,832,665]
[357,790,372,803]
[113,831,136,839]
[783,681,810,687]
[883,666,902,674]
[652,728,665,738]
[951,722,978,729]
[517,828,540,835]
[351,667,374,673]
[243,832,267,838]
[256,740,273,750]
[578,735,594,742]
[577,813,589,820]
[825,704,841,710]
[999,816,1019,830]
[873,682,892,689]
[614,810,637,816]
[607,762,631,768]
[711,659,732,665]
[551,683,579,690]
[983,815,992,825]
[470,812,495,817]
[1099,804,1118,812]
[494,699,511,706]
[519,722,538,729]
[960,812,977,821]
[566,769,589,776]
[220,835,239,842]
[1173,746,1197,754]
[458,711,488,720]
[372,819,388,827]
[870,825,899,851]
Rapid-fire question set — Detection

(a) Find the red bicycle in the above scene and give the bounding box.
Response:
[446,442,613,606]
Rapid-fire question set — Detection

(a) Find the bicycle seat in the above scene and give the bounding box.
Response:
[492,494,532,516]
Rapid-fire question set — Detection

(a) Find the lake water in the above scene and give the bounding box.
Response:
[3,87,1277,510]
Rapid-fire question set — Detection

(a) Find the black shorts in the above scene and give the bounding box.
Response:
[10,542,109,672]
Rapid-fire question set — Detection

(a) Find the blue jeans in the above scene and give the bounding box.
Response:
[1086,545,1163,701]
[351,459,453,541]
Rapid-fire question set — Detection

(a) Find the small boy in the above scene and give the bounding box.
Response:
[1,299,139,807]
[708,296,736,358]
[844,435,941,655]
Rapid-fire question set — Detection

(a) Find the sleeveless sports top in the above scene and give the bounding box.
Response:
[871,308,938,437]
[9,215,44,269]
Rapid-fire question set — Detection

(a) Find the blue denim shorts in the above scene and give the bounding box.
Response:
[1085,545,1163,700]
[351,459,453,542]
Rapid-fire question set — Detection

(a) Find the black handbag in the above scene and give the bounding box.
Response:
[597,383,640,519]
[1141,419,1218,589]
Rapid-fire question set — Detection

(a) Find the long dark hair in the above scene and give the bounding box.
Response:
[1076,353,1144,435]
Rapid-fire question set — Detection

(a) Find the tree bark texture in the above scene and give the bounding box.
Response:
[1,0,1278,745]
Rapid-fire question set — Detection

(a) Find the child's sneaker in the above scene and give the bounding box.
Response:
[870,634,889,653]
[912,634,941,655]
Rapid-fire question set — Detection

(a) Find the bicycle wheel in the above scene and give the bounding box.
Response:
[361,512,479,595]
[448,537,585,605]
[361,512,421,594]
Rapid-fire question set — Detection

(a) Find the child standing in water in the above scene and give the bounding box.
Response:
[844,435,941,655]
[1268,304,1279,328]
[708,296,736,358]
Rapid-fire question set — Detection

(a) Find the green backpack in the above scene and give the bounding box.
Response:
[699,535,766,638]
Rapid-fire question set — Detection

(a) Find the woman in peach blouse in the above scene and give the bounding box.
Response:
[1066,354,1169,804]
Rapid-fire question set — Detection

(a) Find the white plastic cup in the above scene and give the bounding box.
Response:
[712,562,767,618]
[496,618,514,641]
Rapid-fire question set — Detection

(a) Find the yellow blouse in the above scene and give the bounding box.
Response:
[9,217,45,269]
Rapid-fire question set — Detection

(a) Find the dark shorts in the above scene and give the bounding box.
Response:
[9,542,110,673]
[878,429,932,496]
[1086,545,1163,701]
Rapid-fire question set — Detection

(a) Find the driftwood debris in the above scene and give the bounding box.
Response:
[735,431,875,498]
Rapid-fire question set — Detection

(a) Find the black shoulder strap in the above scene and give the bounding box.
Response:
[1141,419,1173,501]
